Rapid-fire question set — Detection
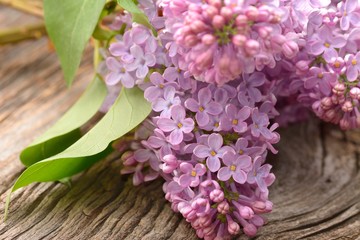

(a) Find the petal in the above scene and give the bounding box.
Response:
[304,77,318,89]
[238,106,251,121]
[181,118,195,133]
[236,138,248,150]
[153,99,169,112]
[106,57,122,71]
[134,149,149,162]
[233,170,247,184]
[195,164,207,175]
[346,0,358,12]
[310,41,325,55]
[167,181,183,193]
[331,36,347,48]
[347,66,358,82]
[237,155,252,170]
[217,167,232,181]
[350,12,360,26]
[180,162,193,173]
[259,127,273,139]
[340,16,350,31]
[206,157,221,172]
[198,87,212,105]
[144,53,156,66]
[208,133,223,151]
[136,65,149,79]
[196,112,210,126]
[171,105,185,121]
[248,72,266,87]
[164,67,178,81]
[121,73,135,88]
[130,44,144,59]
[185,98,200,112]
[206,102,223,115]
[256,178,268,192]
[222,151,236,166]
[234,122,248,133]
[105,72,121,86]
[157,118,176,132]
[169,129,183,145]
[194,145,211,158]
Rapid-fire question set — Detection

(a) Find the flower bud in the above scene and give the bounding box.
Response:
[243,223,257,237]
[235,15,248,26]
[245,40,260,56]
[121,151,136,166]
[202,34,216,45]
[350,87,360,99]
[239,205,255,219]
[209,189,224,202]
[332,83,346,96]
[220,7,233,21]
[212,15,225,29]
[217,201,230,214]
[232,34,247,47]
[342,101,353,112]
[245,6,259,21]
[321,97,333,110]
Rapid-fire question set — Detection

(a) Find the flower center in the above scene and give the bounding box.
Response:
[215,21,237,45]
[344,11,347,17]
[334,61,341,68]
[324,42,331,48]
[352,59,357,66]
[230,165,236,171]
[199,106,205,112]
[254,124,259,129]
[239,149,244,155]
[120,68,126,73]
[214,122,219,128]
[191,170,197,177]
[159,84,164,89]
[232,119,238,125]
[210,150,217,156]
[317,73,324,79]
[177,123,183,128]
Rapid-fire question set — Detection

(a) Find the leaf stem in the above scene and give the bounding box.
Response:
[0,0,44,17]
[0,22,47,45]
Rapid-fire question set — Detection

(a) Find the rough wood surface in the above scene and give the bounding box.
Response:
[1,7,360,240]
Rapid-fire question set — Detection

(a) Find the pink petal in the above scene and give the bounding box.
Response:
[157,118,176,132]
[233,170,247,184]
[179,174,192,187]
[169,129,183,145]
[208,133,223,151]
[194,145,211,158]
[217,167,232,181]
[196,111,210,126]
[198,87,212,105]
[180,162,193,174]
[206,157,221,172]
[185,98,200,112]
[340,16,350,31]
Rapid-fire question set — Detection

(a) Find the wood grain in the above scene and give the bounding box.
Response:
[0,7,360,240]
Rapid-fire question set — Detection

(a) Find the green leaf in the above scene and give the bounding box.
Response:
[117,0,157,36]
[44,0,106,86]
[20,76,107,167]
[13,87,151,191]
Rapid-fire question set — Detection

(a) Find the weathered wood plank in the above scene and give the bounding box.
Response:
[0,7,360,240]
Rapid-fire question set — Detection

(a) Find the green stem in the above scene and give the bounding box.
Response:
[0,23,46,45]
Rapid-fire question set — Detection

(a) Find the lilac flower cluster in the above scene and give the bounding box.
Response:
[121,74,279,238]
[100,0,360,238]
[292,0,360,130]
[160,0,300,85]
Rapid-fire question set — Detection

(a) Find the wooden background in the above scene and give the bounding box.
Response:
[0,6,360,240]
